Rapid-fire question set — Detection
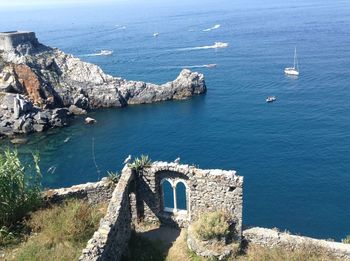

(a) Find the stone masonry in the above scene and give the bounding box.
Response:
[135,162,244,241]
[79,161,243,260]
[243,227,350,260]
[0,31,39,52]
[42,161,350,260]
[79,166,134,260]
[44,177,116,205]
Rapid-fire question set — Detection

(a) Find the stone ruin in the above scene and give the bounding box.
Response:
[44,161,243,260]
[45,160,350,260]
[0,31,39,54]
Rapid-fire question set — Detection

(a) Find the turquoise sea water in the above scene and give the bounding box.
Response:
[1,0,350,240]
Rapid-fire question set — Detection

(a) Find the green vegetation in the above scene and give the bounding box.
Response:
[192,211,230,241]
[6,200,106,261]
[130,154,152,172]
[123,231,165,261]
[107,171,120,183]
[342,235,350,244]
[128,228,340,261]
[0,149,42,246]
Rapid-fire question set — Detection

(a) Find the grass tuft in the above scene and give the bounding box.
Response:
[5,200,106,261]
[192,211,230,241]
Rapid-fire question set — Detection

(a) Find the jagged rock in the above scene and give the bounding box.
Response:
[13,118,25,131]
[33,124,45,132]
[14,64,45,106]
[0,120,11,127]
[73,94,89,110]
[19,97,33,113]
[0,127,13,136]
[85,117,96,124]
[69,105,87,115]
[33,111,50,124]
[118,69,206,104]
[0,32,206,137]
[22,118,34,133]
[51,108,71,127]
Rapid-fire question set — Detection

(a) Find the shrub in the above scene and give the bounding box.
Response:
[0,149,42,229]
[342,235,350,244]
[130,155,152,172]
[193,211,230,241]
[13,200,106,260]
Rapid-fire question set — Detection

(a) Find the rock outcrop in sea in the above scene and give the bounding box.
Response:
[0,31,206,137]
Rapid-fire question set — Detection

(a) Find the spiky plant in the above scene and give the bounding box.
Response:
[106,171,120,184]
[129,155,152,172]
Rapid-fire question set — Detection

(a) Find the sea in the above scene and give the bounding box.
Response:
[1,0,350,241]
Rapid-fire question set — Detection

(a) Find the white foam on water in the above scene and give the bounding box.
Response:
[203,24,221,32]
[183,64,217,68]
[81,50,114,57]
[177,42,228,51]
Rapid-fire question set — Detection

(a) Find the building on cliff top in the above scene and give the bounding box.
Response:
[0,31,39,52]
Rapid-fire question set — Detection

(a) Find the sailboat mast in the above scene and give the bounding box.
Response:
[294,47,296,69]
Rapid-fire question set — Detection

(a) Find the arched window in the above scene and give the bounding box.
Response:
[162,180,174,211]
[176,182,187,210]
[161,178,188,214]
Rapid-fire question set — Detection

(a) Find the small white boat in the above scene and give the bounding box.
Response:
[266,96,276,103]
[284,47,299,76]
[213,42,229,48]
[153,32,159,37]
[100,50,113,56]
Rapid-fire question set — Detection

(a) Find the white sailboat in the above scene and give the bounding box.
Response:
[284,47,299,76]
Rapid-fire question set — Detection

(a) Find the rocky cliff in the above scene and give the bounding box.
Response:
[0,34,206,137]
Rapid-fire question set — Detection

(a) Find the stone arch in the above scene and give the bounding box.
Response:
[161,179,175,212]
[175,180,187,211]
[158,171,189,215]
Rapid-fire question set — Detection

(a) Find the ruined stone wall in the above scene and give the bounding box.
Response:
[44,177,115,205]
[79,167,134,261]
[0,32,39,51]
[243,227,350,260]
[135,162,243,240]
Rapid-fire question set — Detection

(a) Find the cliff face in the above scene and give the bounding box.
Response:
[0,36,206,136]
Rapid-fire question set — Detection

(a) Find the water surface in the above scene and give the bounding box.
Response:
[1,0,350,240]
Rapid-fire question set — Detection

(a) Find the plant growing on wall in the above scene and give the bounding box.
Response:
[107,171,119,184]
[192,211,230,241]
[129,155,152,172]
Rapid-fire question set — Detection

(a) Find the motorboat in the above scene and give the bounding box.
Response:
[266,96,277,103]
[100,50,113,56]
[213,42,229,48]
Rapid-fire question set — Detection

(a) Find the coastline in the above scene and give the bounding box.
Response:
[0,31,206,138]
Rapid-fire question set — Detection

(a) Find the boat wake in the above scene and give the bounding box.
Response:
[82,50,113,57]
[183,64,217,68]
[164,64,217,69]
[203,24,221,32]
[177,42,228,51]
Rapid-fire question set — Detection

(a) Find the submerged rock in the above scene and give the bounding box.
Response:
[10,137,28,145]
[0,31,207,137]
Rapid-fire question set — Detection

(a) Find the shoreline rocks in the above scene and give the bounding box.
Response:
[85,117,96,124]
[0,32,207,138]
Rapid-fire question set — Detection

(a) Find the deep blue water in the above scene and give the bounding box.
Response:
[1,0,350,240]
